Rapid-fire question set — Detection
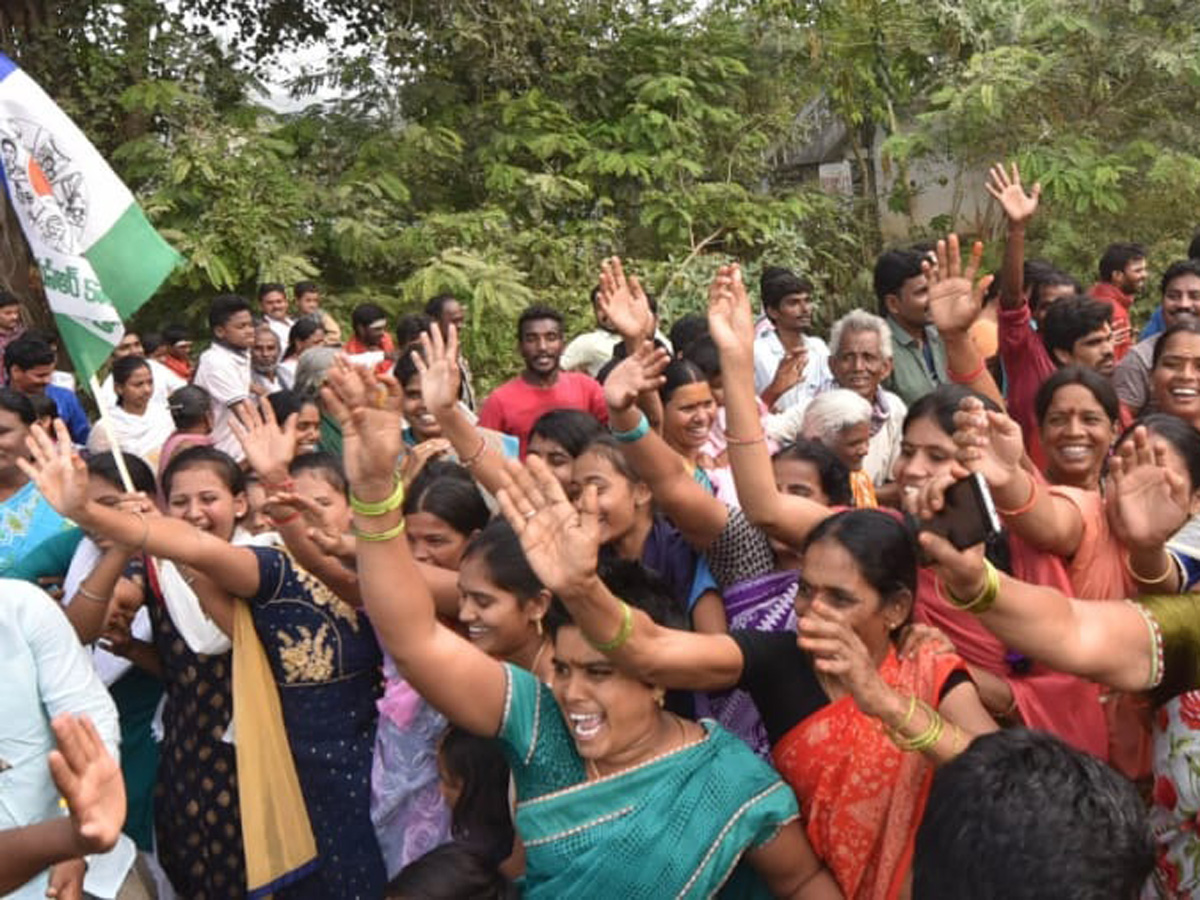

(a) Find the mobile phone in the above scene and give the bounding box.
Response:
[919,472,1001,550]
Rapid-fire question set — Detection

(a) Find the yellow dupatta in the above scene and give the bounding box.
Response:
[232,601,319,896]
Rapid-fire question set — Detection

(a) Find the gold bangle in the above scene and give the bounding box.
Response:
[588,601,634,653]
[350,478,405,517]
[352,519,407,542]
[894,694,918,731]
[945,560,1000,614]
[888,699,945,752]
[78,585,110,604]
[1125,551,1174,585]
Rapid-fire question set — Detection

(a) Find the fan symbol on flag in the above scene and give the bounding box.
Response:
[0,118,87,255]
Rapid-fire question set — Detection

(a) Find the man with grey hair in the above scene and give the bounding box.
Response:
[766,309,906,499]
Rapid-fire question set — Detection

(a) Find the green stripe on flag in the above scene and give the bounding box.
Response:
[55,313,122,385]
[84,204,182,316]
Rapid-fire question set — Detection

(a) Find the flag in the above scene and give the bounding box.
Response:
[0,53,181,383]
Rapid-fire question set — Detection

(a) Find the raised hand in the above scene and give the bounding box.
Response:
[598,257,654,342]
[706,263,755,357]
[602,341,672,412]
[797,601,894,718]
[17,420,89,520]
[925,234,993,337]
[919,531,990,606]
[230,399,298,484]
[496,455,601,598]
[952,396,1023,491]
[47,714,126,856]
[321,357,404,492]
[985,161,1041,226]
[414,324,462,415]
[399,438,452,488]
[1107,426,1193,550]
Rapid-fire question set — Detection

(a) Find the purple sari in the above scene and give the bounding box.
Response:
[694,569,799,758]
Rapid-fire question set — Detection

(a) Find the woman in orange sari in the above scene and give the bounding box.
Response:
[498,455,997,899]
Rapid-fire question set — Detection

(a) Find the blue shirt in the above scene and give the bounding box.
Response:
[45,383,91,445]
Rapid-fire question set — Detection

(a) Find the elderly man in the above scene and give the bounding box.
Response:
[765,309,906,498]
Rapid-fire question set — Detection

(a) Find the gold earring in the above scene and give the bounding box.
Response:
[535,617,544,637]
[653,688,666,708]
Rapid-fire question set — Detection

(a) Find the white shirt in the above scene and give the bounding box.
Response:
[98,358,186,414]
[193,342,252,460]
[0,579,120,900]
[753,329,831,412]
[265,316,294,351]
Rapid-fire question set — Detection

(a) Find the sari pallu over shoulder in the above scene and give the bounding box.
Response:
[770,645,964,900]
[499,666,798,900]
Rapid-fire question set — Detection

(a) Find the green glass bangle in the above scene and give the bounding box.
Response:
[589,601,634,652]
[350,478,405,517]
[611,413,650,444]
[352,520,407,543]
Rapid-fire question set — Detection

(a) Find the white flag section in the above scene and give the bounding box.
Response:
[0,53,180,382]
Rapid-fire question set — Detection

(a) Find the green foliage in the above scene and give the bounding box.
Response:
[7,0,1199,386]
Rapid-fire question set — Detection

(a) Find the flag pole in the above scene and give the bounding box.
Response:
[88,373,135,493]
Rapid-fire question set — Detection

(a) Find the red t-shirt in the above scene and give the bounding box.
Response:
[478,371,608,453]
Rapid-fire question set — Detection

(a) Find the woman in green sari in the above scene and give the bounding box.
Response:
[322,358,842,899]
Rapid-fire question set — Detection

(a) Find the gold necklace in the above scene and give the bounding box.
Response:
[529,639,550,681]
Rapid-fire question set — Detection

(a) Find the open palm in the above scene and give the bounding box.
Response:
[497,456,601,597]
[17,420,89,519]
[706,263,755,356]
[926,234,991,336]
[1108,428,1191,549]
[321,358,404,488]
[415,324,462,414]
[985,161,1041,226]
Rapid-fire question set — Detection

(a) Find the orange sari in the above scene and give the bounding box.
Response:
[770,645,965,900]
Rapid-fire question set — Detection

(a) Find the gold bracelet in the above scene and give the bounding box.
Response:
[588,601,634,653]
[352,519,407,542]
[888,699,945,752]
[1125,550,1175,585]
[78,584,110,604]
[945,560,999,614]
[893,694,918,731]
[350,478,405,517]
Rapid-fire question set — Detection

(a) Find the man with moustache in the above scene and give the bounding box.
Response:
[477,304,608,453]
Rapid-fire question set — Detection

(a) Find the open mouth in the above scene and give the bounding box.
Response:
[568,712,605,741]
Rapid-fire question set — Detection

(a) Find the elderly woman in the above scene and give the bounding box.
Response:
[801,389,876,507]
[320,359,843,899]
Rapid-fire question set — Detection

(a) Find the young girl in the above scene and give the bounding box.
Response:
[572,434,724,632]
[87,356,174,468]
[23,435,387,899]
[437,726,515,869]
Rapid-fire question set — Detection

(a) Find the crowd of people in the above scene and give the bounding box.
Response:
[5,163,1200,898]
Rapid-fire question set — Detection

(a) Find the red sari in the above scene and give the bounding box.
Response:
[770,644,965,900]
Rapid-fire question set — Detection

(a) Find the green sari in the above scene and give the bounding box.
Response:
[498,665,799,898]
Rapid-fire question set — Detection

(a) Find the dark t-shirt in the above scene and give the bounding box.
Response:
[731,629,969,747]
